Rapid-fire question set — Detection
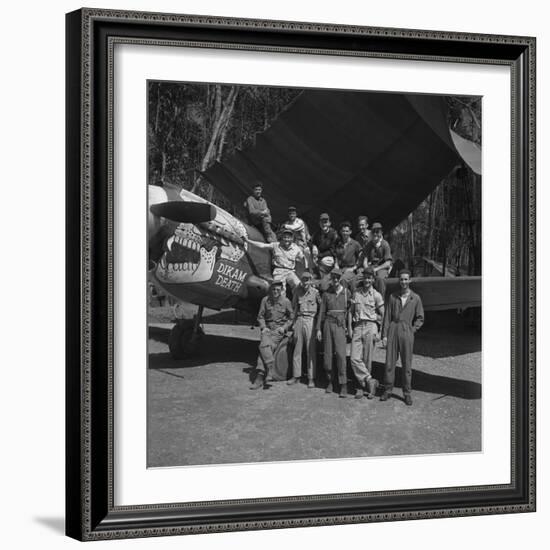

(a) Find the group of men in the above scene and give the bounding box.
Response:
[244,183,425,405]
[244,183,393,296]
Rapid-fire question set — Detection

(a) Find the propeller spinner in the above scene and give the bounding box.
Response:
[150,201,217,224]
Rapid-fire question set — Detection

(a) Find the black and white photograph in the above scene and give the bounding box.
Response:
[146,81,483,468]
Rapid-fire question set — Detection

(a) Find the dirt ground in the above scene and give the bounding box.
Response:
[147,307,481,467]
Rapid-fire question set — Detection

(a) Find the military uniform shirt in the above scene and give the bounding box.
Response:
[271,242,304,269]
[292,286,320,318]
[317,286,351,331]
[351,287,384,323]
[362,239,392,266]
[244,196,270,224]
[257,295,294,331]
[335,237,362,267]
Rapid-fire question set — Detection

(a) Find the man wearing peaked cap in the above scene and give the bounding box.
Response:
[316,266,351,397]
[288,271,320,388]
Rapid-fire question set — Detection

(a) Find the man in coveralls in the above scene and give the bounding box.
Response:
[288,271,320,388]
[348,267,385,399]
[316,269,351,397]
[250,280,294,390]
[380,269,424,406]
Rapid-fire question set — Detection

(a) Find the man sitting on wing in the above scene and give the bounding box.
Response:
[355,215,372,248]
[282,206,312,267]
[246,228,304,293]
[243,182,277,243]
[311,213,338,276]
[360,222,393,297]
[335,220,362,287]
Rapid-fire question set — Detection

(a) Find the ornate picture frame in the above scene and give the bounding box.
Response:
[65,8,536,541]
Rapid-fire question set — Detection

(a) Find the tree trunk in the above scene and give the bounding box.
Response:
[192,86,239,195]
[160,151,167,186]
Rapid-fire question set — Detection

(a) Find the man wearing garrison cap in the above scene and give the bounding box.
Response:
[250,280,294,390]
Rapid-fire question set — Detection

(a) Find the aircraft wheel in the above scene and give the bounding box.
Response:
[169,321,204,360]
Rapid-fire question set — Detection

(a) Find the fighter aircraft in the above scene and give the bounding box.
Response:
[148,89,482,359]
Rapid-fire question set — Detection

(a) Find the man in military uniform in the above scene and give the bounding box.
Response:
[380,269,424,406]
[348,267,384,399]
[361,222,393,297]
[243,182,277,242]
[316,269,351,397]
[289,271,320,388]
[250,280,294,390]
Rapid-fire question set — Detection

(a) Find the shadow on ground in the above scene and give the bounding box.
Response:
[414,311,481,358]
[149,328,257,369]
[370,361,481,400]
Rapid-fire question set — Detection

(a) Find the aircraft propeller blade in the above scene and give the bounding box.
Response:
[150,201,217,223]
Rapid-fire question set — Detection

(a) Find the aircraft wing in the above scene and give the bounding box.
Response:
[386,276,481,311]
[201,89,480,229]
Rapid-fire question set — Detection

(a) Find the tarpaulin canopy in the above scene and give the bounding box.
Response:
[201,89,480,231]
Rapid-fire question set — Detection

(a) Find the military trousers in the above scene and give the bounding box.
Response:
[322,319,347,384]
[257,328,285,376]
[374,268,390,297]
[273,267,300,294]
[350,321,378,385]
[384,321,414,395]
[292,316,316,379]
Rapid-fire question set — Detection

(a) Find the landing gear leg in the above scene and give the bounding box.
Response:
[169,305,205,360]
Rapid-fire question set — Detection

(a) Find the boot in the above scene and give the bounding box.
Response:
[355,385,364,399]
[249,372,265,390]
[339,383,348,398]
[367,378,379,399]
[286,377,299,385]
[307,378,315,388]
[380,390,391,401]
[325,381,333,394]
[404,394,413,406]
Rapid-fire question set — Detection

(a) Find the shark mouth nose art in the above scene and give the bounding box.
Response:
[156,223,218,283]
